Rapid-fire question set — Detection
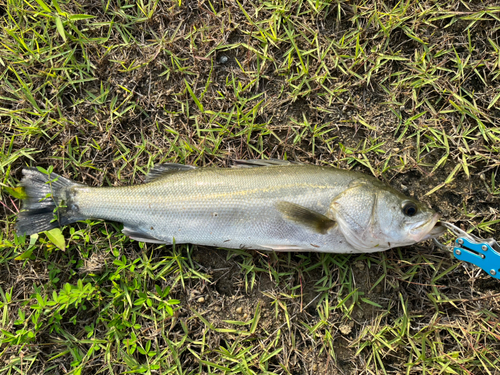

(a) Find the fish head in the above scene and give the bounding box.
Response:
[330,180,445,251]
[373,187,444,247]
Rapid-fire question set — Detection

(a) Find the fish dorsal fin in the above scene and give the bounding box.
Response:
[276,201,336,234]
[145,163,196,183]
[233,159,298,168]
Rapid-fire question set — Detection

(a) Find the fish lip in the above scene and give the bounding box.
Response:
[427,221,446,237]
[409,213,444,242]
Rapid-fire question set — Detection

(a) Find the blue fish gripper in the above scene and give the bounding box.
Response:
[453,237,500,280]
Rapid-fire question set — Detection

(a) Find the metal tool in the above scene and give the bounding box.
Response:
[434,222,500,280]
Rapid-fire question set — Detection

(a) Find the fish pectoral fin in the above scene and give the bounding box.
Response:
[276,201,336,234]
[145,163,196,183]
[122,226,167,244]
[233,159,298,168]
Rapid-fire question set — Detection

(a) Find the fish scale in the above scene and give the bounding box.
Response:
[16,161,445,253]
[73,165,353,251]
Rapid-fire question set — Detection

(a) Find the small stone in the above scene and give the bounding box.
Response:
[219,55,229,64]
[243,313,248,319]
[214,306,221,312]
[339,324,351,335]
[354,261,365,270]
[355,309,364,319]
[312,364,318,371]
[197,297,205,303]
[236,307,243,314]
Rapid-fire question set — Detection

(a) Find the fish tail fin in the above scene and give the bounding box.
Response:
[16,168,85,236]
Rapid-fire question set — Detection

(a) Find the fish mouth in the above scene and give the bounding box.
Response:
[409,213,445,242]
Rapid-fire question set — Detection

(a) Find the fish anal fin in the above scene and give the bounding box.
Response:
[145,163,196,183]
[258,244,305,252]
[123,226,167,244]
[276,201,336,234]
[233,159,298,168]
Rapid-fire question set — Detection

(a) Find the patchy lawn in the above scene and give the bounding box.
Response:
[1,0,499,373]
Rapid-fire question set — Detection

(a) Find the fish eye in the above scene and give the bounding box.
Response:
[402,202,417,217]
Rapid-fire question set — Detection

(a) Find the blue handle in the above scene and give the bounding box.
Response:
[453,238,500,279]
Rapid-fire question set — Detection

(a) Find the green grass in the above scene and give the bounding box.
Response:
[1,0,500,373]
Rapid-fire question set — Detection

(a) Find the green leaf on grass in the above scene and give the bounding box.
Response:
[69,14,96,21]
[46,228,66,251]
[15,249,34,260]
[184,80,204,112]
[55,17,67,42]
[2,186,27,200]
[34,0,52,13]
[15,234,38,260]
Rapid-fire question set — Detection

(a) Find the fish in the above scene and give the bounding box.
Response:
[16,160,444,253]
